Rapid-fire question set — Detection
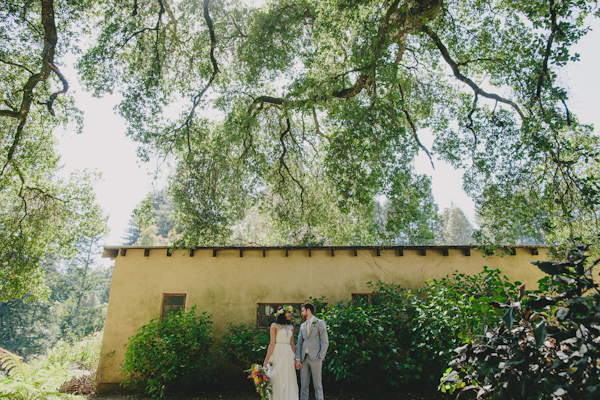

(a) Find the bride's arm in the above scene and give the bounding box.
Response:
[290,329,296,353]
[263,326,277,366]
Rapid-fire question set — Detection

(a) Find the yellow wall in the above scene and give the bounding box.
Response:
[97,246,547,390]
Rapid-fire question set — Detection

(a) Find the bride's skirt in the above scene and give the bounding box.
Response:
[268,343,299,400]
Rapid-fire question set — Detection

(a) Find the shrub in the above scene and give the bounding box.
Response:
[319,300,406,388]
[398,267,519,385]
[441,245,600,399]
[317,267,519,389]
[0,347,86,400]
[36,331,103,372]
[219,323,270,371]
[121,306,215,398]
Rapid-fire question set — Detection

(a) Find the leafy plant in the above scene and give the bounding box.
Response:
[385,267,518,386]
[121,306,216,398]
[316,267,519,389]
[441,245,600,399]
[319,300,406,388]
[219,323,270,371]
[0,348,85,400]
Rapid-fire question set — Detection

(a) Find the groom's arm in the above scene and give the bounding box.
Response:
[295,327,304,361]
[317,320,329,359]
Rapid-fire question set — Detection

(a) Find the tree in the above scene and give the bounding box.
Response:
[4,1,599,252]
[1,1,108,301]
[438,205,474,245]
[74,0,599,249]
[0,236,112,359]
[122,218,142,245]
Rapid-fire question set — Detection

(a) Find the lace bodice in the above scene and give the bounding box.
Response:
[271,323,294,344]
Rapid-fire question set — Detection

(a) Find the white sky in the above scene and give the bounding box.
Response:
[57,17,600,246]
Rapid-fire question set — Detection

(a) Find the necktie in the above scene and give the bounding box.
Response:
[306,321,310,354]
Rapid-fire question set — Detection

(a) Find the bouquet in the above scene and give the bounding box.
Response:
[245,362,272,400]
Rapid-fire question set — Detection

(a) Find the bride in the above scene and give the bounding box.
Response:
[263,305,299,400]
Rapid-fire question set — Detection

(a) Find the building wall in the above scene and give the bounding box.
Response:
[96,246,547,390]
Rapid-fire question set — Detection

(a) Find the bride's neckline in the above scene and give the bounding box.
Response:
[272,323,293,330]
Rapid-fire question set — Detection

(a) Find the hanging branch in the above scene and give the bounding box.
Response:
[277,117,305,210]
[1,0,60,178]
[38,61,69,116]
[421,24,525,120]
[398,84,434,168]
[180,0,221,156]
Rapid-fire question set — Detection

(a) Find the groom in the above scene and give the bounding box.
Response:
[295,302,329,400]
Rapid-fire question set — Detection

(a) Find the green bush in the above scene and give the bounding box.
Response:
[316,267,519,389]
[219,323,270,371]
[121,306,215,398]
[34,331,103,372]
[399,267,519,385]
[319,300,406,388]
[441,245,600,399]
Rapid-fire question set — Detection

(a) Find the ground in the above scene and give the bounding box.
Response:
[89,386,454,400]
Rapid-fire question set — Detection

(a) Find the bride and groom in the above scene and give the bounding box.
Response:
[263,302,329,400]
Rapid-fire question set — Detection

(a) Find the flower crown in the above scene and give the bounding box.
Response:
[276,305,294,316]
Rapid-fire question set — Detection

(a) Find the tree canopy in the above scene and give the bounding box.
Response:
[1,0,107,301]
[76,0,599,248]
[2,0,599,269]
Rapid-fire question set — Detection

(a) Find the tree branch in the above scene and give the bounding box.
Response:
[421,24,525,120]
[180,0,220,156]
[398,84,434,168]
[1,0,58,178]
[277,117,305,210]
[38,61,69,116]
[535,0,559,101]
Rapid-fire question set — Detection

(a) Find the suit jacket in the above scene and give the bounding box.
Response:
[295,317,329,362]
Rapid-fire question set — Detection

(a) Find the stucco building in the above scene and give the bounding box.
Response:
[97,245,548,391]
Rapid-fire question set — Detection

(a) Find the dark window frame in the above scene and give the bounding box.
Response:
[256,303,304,329]
[161,293,186,319]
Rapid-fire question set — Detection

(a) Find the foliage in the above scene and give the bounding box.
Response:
[313,268,518,389]
[397,268,519,385]
[0,236,111,359]
[0,347,86,400]
[129,189,177,245]
[35,332,103,373]
[1,0,108,301]
[74,0,600,248]
[318,297,407,388]
[219,324,271,371]
[437,205,475,245]
[441,245,600,399]
[121,306,216,398]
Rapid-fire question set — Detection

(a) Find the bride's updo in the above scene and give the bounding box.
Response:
[274,305,293,325]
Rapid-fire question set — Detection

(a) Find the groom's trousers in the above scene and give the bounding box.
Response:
[300,354,323,400]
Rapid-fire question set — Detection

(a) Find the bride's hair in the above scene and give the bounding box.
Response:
[275,307,292,325]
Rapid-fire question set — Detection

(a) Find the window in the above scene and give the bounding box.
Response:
[162,293,186,319]
[256,303,304,328]
[352,293,384,306]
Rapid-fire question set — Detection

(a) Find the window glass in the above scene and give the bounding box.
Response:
[162,294,186,319]
[256,303,303,328]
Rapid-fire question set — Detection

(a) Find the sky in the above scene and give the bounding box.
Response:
[57,16,600,246]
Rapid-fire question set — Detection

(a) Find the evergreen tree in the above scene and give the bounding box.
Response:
[438,205,474,245]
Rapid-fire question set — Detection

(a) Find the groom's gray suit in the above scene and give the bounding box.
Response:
[295,317,329,400]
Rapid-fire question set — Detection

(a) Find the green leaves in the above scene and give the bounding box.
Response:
[444,246,600,399]
[121,307,216,398]
[219,324,270,370]
[502,308,515,331]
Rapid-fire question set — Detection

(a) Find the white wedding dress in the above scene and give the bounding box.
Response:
[267,324,299,400]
